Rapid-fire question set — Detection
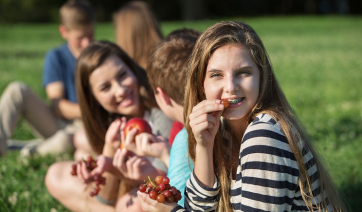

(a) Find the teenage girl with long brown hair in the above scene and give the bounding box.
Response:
[138,21,346,212]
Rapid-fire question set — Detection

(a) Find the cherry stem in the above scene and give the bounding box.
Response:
[148,176,158,188]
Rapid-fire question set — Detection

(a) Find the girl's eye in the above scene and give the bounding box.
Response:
[117,71,127,80]
[210,73,221,78]
[100,84,110,91]
[238,70,251,76]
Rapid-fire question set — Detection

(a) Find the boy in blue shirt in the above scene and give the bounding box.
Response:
[0,0,95,157]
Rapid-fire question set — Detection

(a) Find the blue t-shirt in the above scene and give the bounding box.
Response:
[167,128,194,207]
[42,43,77,103]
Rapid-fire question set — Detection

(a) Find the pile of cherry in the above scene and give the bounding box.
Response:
[71,156,106,197]
[139,175,182,203]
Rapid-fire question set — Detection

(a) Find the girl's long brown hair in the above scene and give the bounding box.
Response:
[184,21,345,212]
[113,1,163,69]
[75,41,157,154]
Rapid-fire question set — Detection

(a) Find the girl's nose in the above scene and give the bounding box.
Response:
[114,82,126,98]
[225,76,239,93]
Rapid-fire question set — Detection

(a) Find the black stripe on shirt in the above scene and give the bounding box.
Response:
[305,157,316,170]
[190,171,220,192]
[240,145,297,161]
[295,186,322,201]
[243,129,288,145]
[230,188,242,196]
[185,187,219,202]
[268,118,277,125]
[184,193,216,212]
[171,205,187,212]
[242,190,294,205]
[242,161,299,177]
[236,172,242,181]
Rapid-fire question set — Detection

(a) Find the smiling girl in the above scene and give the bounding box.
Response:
[45,41,172,211]
[138,21,345,212]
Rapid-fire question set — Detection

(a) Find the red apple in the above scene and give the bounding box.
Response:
[120,118,152,149]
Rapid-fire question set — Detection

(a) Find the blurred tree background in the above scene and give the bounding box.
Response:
[0,0,360,23]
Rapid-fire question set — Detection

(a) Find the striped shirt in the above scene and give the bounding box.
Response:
[171,113,331,212]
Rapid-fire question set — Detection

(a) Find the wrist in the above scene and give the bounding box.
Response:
[102,142,116,157]
[160,144,170,167]
[195,143,213,153]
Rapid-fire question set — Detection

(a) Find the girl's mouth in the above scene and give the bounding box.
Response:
[228,97,244,105]
[118,92,133,107]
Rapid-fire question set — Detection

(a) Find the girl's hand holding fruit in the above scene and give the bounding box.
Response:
[137,175,181,212]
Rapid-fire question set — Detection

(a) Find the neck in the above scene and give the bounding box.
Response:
[227,117,249,142]
[174,104,184,124]
[170,99,184,124]
[67,43,80,58]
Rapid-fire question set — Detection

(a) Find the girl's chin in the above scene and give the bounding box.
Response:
[117,106,139,117]
[222,111,248,121]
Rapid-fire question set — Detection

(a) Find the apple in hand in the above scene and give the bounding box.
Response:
[120,117,152,149]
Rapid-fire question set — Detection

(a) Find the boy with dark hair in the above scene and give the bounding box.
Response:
[0,0,95,157]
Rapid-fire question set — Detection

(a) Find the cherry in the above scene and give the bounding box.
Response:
[139,184,147,192]
[169,186,177,195]
[70,156,105,197]
[149,190,158,200]
[155,176,163,184]
[221,99,229,108]
[174,191,182,202]
[140,175,182,204]
[166,195,174,203]
[71,164,77,176]
[162,176,170,185]
[158,183,166,192]
[154,186,160,192]
[163,190,171,198]
[147,182,154,189]
[157,193,165,203]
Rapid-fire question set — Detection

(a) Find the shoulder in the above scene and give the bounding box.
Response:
[149,108,173,125]
[44,44,68,62]
[173,128,187,142]
[243,113,286,143]
[148,108,173,138]
[171,128,188,153]
[241,113,296,159]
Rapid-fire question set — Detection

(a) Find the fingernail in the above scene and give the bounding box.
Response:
[219,104,224,109]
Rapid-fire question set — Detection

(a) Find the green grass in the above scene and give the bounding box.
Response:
[1,16,361,211]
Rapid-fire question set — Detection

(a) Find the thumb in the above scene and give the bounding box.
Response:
[213,110,223,122]
[212,110,223,131]
[90,165,103,176]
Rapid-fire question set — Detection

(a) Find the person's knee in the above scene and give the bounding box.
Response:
[73,130,87,149]
[3,81,31,102]
[115,187,143,212]
[6,81,29,95]
[45,163,63,198]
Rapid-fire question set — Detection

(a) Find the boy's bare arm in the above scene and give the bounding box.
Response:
[46,82,81,120]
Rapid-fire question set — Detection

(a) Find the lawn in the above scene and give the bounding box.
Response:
[0,16,361,211]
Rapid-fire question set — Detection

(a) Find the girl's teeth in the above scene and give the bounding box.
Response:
[228,98,243,104]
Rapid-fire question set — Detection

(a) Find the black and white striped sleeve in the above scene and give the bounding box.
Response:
[183,170,220,212]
